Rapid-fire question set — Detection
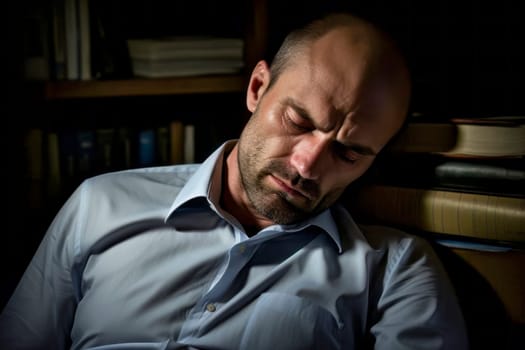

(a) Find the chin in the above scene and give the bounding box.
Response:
[255,196,312,225]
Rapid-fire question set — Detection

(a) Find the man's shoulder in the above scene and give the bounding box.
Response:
[357,223,449,278]
[82,164,201,193]
[332,204,429,252]
[358,223,429,250]
[68,164,202,215]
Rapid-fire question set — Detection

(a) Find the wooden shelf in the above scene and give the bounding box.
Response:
[41,75,247,100]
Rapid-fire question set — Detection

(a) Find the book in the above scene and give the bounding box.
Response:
[184,124,195,164]
[127,36,244,60]
[137,128,156,167]
[23,129,44,209]
[127,36,244,78]
[130,59,244,78]
[89,0,132,79]
[169,121,184,164]
[76,129,96,178]
[366,154,524,198]
[58,128,77,193]
[386,116,525,158]
[64,0,79,79]
[46,131,62,200]
[51,0,66,79]
[22,4,51,80]
[156,126,169,165]
[94,128,115,172]
[113,127,132,170]
[345,184,525,244]
[78,0,91,80]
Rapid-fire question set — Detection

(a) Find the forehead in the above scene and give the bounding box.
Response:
[268,28,407,146]
[275,41,386,119]
[308,27,384,108]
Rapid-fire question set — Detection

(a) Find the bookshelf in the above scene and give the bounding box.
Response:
[41,75,246,99]
[14,0,268,183]
[18,0,266,99]
[3,0,269,313]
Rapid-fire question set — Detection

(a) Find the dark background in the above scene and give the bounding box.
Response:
[7,0,525,116]
[265,0,525,118]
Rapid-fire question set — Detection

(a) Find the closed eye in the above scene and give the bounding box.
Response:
[333,143,361,163]
[284,109,313,133]
[334,141,377,164]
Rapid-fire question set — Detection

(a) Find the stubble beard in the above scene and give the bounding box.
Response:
[237,138,324,225]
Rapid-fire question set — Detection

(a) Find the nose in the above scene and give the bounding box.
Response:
[290,134,330,180]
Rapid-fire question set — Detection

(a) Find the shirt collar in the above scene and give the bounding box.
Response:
[258,209,342,252]
[166,140,235,216]
[165,140,343,252]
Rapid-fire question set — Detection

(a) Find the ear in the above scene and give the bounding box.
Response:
[246,60,271,113]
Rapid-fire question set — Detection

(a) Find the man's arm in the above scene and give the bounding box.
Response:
[0,185,85,350]
[363,225,469,350]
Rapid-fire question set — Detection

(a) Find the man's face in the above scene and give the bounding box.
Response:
[236,28,408,225]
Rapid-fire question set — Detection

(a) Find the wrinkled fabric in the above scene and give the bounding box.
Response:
[0,141,468,350]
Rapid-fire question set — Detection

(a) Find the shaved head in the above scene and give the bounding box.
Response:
[224,12,413,230]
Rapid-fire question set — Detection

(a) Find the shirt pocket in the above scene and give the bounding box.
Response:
[240,292,343,350]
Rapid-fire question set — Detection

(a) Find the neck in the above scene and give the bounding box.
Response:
[220,144,274,236]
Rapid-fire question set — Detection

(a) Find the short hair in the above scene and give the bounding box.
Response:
[267,13,398,89]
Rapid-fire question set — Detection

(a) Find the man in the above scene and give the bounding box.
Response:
[0,13,468,349]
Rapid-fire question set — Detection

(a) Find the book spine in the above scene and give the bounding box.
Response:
[58,128,77,194]
[169,121,184,164]
[24,129,44,209]
[367,155,525,198]
[46,131,61,200]
[137,128,156,167]
[51,0,66,80]
[76,129,95,178]
[184,124,195,164]
[348,185,525,243]
[386,119,525,157]
[22,4,51,80]
[78,0,91,80]
[94,128,115,172]
[156,126,169,165]
[64,0,79,79]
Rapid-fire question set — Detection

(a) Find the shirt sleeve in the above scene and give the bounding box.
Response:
[0,183,88,350]
[364,226,469,350]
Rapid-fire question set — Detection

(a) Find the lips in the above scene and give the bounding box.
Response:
[270,175,311,200]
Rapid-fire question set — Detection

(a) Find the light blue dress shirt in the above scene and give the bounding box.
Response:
[0,141,468,350]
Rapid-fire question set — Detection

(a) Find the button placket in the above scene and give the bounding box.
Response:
[203,241,259,312]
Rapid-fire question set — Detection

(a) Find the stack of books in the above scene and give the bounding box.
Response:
[126,36,245,78]
[343,114,525,329]
[345,115,525,246]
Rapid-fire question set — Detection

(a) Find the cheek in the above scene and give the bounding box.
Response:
[249,109,296,157]
[260,138,295,163]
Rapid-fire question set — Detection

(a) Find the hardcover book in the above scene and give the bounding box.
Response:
[345,184,525,244]
[386,116,525,158]
[366,154,524,198]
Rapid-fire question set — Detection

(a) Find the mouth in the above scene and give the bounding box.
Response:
[269,175,311,200]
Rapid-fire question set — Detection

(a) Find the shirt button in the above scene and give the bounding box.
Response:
[206,303,216,312]
[238,244,246,253]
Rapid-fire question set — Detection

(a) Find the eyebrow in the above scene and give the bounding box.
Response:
[284,98,378,156]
